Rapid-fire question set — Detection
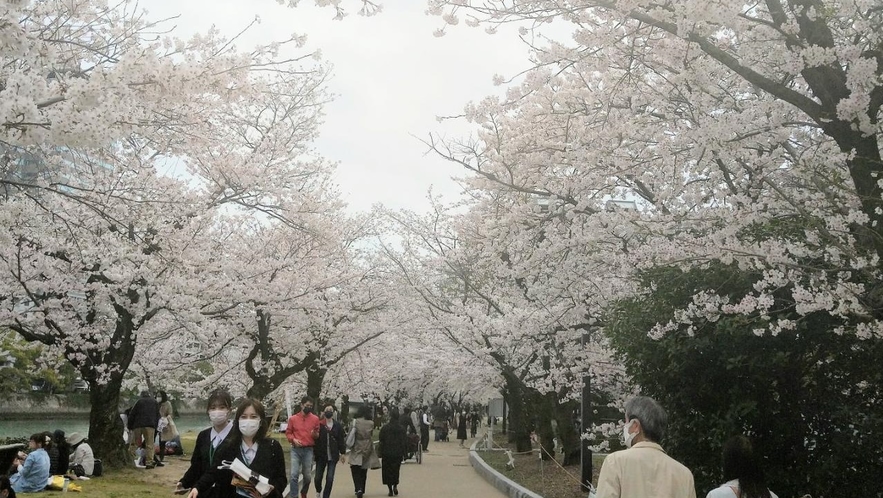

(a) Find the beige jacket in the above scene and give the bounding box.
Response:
[596,441,696,498]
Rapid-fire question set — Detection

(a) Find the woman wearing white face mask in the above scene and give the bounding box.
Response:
[176,390,235,497]
[189,398,287,498]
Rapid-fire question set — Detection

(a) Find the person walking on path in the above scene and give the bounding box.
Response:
[188,398,287,498]
[285,396,321,498]
[706,435,778,498]
[419,407,431,452]
[314,404,346,498]
[596,396,696,498]
[127,390,160,469]
[176,389,234,497]
[347,405,379,498]
[455,411,468,448]
[378,410,408,497]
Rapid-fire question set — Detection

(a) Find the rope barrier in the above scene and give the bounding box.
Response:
[476,432,592,490]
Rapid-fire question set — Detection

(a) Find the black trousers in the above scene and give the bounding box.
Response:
[381,457,402,485]
[350,465,368,494]
[420,425,430,451]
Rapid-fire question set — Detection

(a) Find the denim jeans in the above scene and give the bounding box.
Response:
[314,458,338,498]
[289,447,314,498]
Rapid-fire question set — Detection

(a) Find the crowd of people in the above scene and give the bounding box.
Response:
[1,392,776,498]
[1,429,96,494]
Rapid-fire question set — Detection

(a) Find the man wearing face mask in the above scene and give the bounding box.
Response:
[176,390,234,496]
[596,396,697,498]
[285,396,321,498]
[313,405,346,498]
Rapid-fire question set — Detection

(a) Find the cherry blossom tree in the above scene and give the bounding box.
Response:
[378,197,623,454]
[424,0,883,337]
[1,0,335,465]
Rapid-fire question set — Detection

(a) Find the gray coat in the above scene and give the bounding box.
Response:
[348,418,376,469]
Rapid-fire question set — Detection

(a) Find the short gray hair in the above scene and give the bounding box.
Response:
[624,396,667,443]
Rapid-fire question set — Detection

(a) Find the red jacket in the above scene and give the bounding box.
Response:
[286,412,321,447]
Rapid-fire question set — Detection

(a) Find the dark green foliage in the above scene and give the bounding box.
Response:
[606,264,882,498]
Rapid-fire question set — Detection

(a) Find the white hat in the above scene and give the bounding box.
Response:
[66,432,86,446]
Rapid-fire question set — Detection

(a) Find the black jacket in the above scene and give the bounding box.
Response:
[195,437,287,498]
[314,420,346,462]
[127,395,160,430]
[378,422,408,460]
[179,427,234,493]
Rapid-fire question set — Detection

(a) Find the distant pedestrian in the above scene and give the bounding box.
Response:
[419,407,431,452]
[348,405,379,498]
[314,405,346,498]
[378,410,408,497]
[127,390,160,469]
[706,435,778,498]
[596,396,696,498]
[456,411,468,448]
[470,412,479,438]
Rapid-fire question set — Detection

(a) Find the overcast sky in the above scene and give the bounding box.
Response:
[141,0,533,213]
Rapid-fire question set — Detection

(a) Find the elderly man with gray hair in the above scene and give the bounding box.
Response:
[596,396,696,498]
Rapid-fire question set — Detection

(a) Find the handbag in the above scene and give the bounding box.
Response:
[368,451,381,470]
[345,427,356,449]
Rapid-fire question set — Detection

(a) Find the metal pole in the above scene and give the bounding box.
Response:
[580,332,593,493]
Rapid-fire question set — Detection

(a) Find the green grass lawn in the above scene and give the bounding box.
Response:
[477,447,605,498]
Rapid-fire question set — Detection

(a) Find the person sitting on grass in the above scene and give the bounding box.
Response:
[10,433,50,493]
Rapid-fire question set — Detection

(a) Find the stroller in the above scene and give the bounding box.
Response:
[433,420,450,442]
[404,433,422,464]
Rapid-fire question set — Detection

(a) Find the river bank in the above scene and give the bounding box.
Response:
[0,393,206,418]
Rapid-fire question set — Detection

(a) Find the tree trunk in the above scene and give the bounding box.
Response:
[538,393,556,461]
[555,400,581,466]
[502,371,532,452]
[306,365,325,403]
[87,376,128,467]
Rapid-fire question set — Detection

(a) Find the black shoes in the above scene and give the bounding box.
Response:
[394,485,399,496]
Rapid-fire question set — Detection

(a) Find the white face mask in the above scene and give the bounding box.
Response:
[209,409,229,426]
[239,419,261,438]
[623,419,637,448]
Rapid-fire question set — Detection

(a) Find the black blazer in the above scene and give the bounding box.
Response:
[195,437,287,498]
[314,420,346,461]
[180,427,234,492]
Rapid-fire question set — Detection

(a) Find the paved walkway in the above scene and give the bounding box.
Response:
[320,436,506,498]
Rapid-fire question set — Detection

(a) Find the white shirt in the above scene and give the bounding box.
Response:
[211,421,233,448]
[240,441,258,465]
[705,479,779,498]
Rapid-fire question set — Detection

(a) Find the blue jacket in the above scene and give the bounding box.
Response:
[11,447,50,493]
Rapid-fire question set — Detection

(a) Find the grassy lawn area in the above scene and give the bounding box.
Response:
[13,431,295,497]
[476,446,605,498]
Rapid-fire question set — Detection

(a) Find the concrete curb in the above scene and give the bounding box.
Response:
[469,439,544,498]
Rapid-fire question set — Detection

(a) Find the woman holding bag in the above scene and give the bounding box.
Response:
[347,405,379,498]
[188,398,287,498]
